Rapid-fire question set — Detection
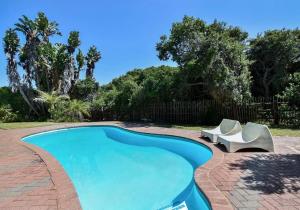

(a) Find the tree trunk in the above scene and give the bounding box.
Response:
[263,82,270,98]
[18,86,39,115]
[262,68,271,98]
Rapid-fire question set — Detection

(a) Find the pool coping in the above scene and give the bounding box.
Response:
[16,123,233,210]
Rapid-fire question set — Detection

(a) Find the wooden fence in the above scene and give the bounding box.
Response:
[124,98,299,127]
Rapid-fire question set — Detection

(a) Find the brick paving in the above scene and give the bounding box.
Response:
[0,122,299,210]
[0,131,57,210]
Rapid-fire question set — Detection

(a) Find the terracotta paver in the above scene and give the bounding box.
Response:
[0,131,57,210]
[0,122,299,210]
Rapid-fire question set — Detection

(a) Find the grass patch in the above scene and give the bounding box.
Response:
[171,124,300,137]
[0,122,57,130]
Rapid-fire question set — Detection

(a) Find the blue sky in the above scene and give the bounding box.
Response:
[1,0,300,86]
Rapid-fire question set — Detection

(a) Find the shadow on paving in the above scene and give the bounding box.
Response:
[229,154,300,194]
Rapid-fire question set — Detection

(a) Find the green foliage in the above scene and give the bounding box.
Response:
[67,31,80,54]
[49,100,90,122]
[34,91,90,122]
[156,16,252,102]
[71,78,99,100]
[279,72,300,105]
[35,12,61,39]
[3,29,19,56]
[86,46,101,78]
[91,66,180,119]
[0,105,18,122]
[91,87,118,111]
[76,49,85,70]
[0,87,29,120]
[248,29,300,97]
[3,29,20,92]
[66,100,90,121]
[3,12,101,117]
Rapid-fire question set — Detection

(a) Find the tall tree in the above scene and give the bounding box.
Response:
[3,29,38,114]
[156,16,251,102]
[248,29,300,98]
[3,12,101,115]
[35,12,61,42]
[3,29,20,92]
[60,31,81,94]
[86,46,101,79]
[15,15,39,88]
[75,49,85,80]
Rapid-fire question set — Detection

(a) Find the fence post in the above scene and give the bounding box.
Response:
[273,96,280,126]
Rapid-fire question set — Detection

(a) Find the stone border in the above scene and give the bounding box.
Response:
[15,123,233,210]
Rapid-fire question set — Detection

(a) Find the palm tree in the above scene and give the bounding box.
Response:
[86,46,101,78]
[34,90,69,105]
[3,29,20,92]
[34,90,70,119]
[3,29,39,114]
[75,49,85,81]
[16,13,61,91]
[67,100,90,121]
[35,12,61,42]
[61,31,81,94]
[15,15,39,88]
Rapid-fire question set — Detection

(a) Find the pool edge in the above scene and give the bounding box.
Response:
[18,139,82,210]
[17,123,233,210]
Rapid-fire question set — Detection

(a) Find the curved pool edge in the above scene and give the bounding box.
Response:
[18,139,82,210]
[16,123,233,210]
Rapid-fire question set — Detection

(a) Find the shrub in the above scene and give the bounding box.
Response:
[0,87,29,120]
[71,78,99,100]
[0,105,18,122]
[47,99,90,122]
[279,72,300,106]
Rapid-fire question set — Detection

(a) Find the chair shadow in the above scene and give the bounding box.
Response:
[228,154,300,194]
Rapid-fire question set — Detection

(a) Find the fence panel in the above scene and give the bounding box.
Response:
[106,97,299,127]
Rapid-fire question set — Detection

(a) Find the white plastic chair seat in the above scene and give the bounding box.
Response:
[217,122,275,153]
[201,119,242,143]
[219,133,244,143]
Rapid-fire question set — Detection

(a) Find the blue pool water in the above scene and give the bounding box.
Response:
[23,126,212,210]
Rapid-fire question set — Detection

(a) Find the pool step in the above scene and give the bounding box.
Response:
[159,201,188,210]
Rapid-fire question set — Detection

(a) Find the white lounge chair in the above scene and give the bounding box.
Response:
[201,119,242,143]
[217,122,275,152]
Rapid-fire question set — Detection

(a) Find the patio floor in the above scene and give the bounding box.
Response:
[0,122,299,210]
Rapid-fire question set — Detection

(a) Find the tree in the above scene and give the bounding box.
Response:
[92,66,180,119]
[3,12,101,116]
[67,100,90,121]
[86,46,101,78]
[75,49,85,80]
[133,66,179,104]
[60,31,81,94]
[35,12,61,42]
[3,28,38,114]
[3,29,20,93]
[248,29,300,98]
[71,78,99,100]
[279,72,300,105]
[156,16,252,101]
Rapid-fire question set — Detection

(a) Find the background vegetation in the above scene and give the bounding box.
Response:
[1,14,299,128]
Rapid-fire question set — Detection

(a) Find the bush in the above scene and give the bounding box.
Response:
[0,105,18,122]
[48,99,90,122]
[279,72,300,106]
[71,78,99,101]
[0,87,29,120]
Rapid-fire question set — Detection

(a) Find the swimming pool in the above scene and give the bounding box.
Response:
[23,126,212,210]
